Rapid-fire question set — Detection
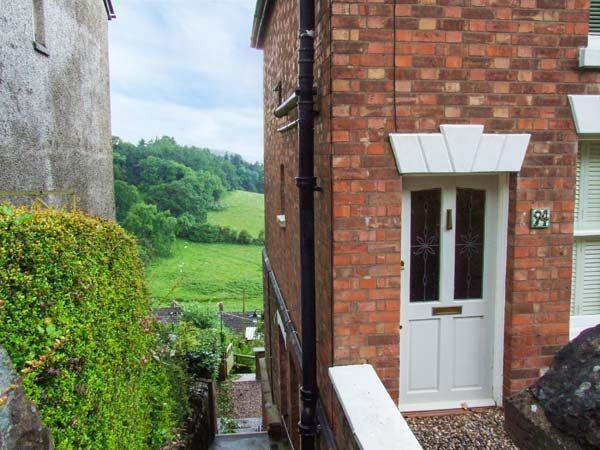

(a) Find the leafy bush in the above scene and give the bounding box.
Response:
[181,303,219,330]
[173,321,222,380]
[0,206,188,449]
[175,213,197,237]
[178,222,263,246]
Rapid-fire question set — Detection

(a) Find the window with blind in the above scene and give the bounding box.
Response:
[571,142,600,316]
[592,0,600,35]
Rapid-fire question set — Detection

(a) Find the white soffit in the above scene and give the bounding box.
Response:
[569,95,600,135]
[329,364,422,450]
[389,125,530,174]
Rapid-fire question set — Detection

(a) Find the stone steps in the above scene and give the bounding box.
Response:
[210,431,291,450]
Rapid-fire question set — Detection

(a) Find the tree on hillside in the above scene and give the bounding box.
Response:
[122,203,176,260]
[139,156,189,186]
[113,136,264,194]
[143,171,224,220]
[114,180,141,222]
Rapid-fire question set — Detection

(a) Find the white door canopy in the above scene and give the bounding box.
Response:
[389,125,530,175]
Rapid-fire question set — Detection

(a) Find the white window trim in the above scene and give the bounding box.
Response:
[579,35,600,69]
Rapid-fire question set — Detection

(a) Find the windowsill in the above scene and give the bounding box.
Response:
[579,35,600,69]
[33,41,50,57]
[570,315,600,340]
[574,228,600,237]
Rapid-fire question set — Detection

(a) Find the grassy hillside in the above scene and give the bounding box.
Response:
[208,190,265,238]
[146,240,263,312]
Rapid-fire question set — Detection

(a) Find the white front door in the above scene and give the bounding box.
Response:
[399,175,502,412]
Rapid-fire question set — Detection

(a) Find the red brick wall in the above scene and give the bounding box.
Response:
[261,0,302,441]
[263,0,301,334]
[262,0,600,434]
[314,0,336,426]
[330,0,401,400]
[328,0,600,401]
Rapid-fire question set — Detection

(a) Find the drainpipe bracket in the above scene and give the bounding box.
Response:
[295,176,321,192]
[294,87,318,96]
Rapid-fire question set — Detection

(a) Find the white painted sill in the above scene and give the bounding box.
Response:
[579,35,600,69]
[570,315,600,340]
[329,365,422,450]
[574,228,600,237]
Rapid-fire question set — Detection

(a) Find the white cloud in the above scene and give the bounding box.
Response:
[111,92,263,163]
[108,0,264,162]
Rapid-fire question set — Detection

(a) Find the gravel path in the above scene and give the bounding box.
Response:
[406,409,517,450]
[230,381,261,419]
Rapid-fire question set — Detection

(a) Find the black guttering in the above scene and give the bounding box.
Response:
[103,0,116,20]
[250,0,274,49]
[297,0,318,448]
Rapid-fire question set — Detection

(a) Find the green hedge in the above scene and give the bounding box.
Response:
[0,206,187,449]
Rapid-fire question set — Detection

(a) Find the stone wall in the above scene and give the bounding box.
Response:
[186,381,217,450]
[0,0,115,219]
[0,346,53,450]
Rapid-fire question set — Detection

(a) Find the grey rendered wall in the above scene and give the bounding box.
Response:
[0,0,115,219]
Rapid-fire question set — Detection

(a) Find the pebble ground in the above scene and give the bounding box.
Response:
[230,380,262,419]
[406,409,518,450]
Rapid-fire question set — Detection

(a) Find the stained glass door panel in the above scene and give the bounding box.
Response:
[409,189,441,302]
[454,188,485,299]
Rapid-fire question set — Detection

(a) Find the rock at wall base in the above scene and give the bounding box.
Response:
[531,324,600,448]
[505,389,592,450]
[0,347,53,450]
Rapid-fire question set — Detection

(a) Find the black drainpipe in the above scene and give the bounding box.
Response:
[296,0,318,448]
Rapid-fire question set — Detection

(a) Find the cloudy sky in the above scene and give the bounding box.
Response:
[108,0,264,162]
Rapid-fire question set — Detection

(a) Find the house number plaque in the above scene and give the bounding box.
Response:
[530,208,550,229]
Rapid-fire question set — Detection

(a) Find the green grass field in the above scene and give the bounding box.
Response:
[146,239,263,312]
[208,190,265,238]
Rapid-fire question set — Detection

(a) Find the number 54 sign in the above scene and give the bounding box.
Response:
[530,208,550,229]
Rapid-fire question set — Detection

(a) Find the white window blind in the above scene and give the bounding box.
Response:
[572,142,600,316]
[591,0,600,35]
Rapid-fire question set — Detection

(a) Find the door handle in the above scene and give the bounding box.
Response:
[446,209,453,230]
